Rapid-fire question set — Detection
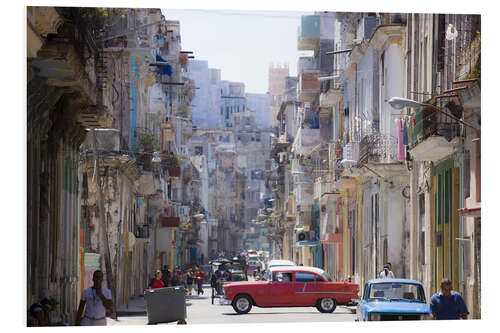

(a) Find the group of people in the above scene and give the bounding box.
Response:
[149,265,206,296]
[27,296,66,327]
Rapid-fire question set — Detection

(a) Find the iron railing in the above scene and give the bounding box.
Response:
[359,133,398,164]
[409,106,461,149]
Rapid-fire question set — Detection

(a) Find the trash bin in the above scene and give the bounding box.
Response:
[144,287,186,324]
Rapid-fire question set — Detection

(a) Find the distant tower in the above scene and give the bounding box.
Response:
[268,64,289,128]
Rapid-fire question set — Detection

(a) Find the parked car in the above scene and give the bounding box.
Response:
[222,266,359,314]
[356,279,431,321]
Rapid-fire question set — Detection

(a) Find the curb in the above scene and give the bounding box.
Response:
[117,311,147,316]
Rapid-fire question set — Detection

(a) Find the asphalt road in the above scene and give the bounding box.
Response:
[107,290,356,326]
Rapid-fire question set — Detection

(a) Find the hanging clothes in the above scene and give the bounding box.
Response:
[156,54,172,76]
[397,118,405,162]
[402,118,408,146]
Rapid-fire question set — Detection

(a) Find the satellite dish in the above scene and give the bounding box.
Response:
[446,24,458,40]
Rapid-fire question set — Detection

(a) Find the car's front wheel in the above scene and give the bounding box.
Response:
[316,298,337,313]
[232,294,253,314]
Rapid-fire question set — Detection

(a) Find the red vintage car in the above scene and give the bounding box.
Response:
[222,266,359,314]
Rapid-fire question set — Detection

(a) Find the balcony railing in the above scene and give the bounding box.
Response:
[359,133,398,165]
[341,141,359,167]
[409,106,461,149]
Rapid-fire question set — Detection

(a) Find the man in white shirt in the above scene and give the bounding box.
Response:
[379,264,395,279]
[75,270,113,326]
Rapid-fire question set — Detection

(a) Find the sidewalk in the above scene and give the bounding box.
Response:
[116,295,147,316]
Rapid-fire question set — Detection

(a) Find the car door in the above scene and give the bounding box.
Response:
[259,271,293,306]
[292,271,317,306]
[356,283,369,321]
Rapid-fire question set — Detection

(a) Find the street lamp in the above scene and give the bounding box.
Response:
[387,97,422,110]
[388,96,479,131]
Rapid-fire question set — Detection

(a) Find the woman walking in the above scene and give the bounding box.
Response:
[196,267,205,295]
[186,269,194,296]
[151,270,165,289]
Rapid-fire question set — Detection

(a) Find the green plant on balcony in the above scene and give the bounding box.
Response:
[138,133,156,152]
[177,104,191,118]
[161,154,179,168]
[180,221,192,231]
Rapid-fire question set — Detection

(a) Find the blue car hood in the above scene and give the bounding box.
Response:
[363,301,430,314]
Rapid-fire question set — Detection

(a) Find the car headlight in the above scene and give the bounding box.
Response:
[370,313,381,321]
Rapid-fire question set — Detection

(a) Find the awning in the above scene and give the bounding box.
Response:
[296,241,320,247]
[160,216,180,228]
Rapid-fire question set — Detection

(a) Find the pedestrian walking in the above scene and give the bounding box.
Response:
[75,270,113,326]
[379,264,395,279]
[186,269,194,295]
[181,270,188,291]
[161,265,171,287]
[151,270,165,289]
[171,267,181,286]
[196,267,205,295]
[430,278,469,320]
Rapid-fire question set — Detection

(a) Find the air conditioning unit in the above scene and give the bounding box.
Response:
[297,231,310,242]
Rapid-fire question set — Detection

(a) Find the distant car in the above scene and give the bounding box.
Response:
[222,266,359,314]
[356,279,431,321]
[247,260,263,276]
[266,259,295,269]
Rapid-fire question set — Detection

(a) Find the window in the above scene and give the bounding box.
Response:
[369,283,425,302]
[315,274,326,282]
[295,272,315,282]
[273,272,293,282]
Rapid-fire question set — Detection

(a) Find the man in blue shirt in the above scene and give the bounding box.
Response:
[430,278,469,320]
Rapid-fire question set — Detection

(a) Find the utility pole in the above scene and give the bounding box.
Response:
[90,128,117,319]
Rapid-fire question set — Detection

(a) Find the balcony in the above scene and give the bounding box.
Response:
[314,180,339,200]
[319,87,343,108]
[408,106,461,162]
[298,56,318,74]
[298,71,320,103]
[456,35,481,82]
[341,141,360,168]
[298,15,320,51]
[359,133,398,165]
[173,116,193,139]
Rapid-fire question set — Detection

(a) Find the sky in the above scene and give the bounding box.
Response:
[161,8,314,94]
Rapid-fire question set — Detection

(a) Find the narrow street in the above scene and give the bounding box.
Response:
[26,5,482,327]
[107,285,355,325]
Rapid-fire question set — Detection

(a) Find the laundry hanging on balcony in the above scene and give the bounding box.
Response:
[155,54,172,76]
[402,118,408,146]
[397,118,405,162]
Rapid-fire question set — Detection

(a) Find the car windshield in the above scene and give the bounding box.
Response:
[321,272,333,282]
[368,283,425,302]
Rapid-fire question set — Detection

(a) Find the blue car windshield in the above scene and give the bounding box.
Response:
[368,283,425,302]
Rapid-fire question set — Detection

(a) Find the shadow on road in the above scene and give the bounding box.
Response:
[222,312,328,316]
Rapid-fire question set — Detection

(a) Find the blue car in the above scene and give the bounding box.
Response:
[356,279,431,321]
